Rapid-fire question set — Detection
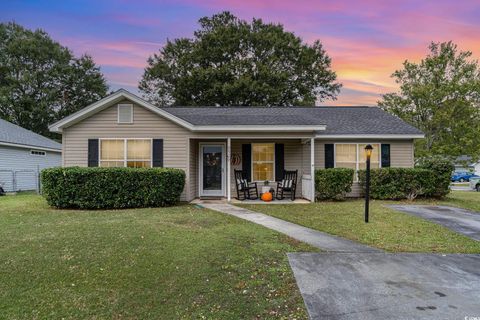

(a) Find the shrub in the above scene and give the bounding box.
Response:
[358,168,436,200]
[315,168,354,200]
[41,167,185,209]
[416,156,454,198]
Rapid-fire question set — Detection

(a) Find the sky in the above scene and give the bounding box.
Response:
[2,0,480,106]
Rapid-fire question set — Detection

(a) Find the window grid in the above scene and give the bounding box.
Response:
[334,143,381,180]
[99,139,152,168]
[252,143,275,181]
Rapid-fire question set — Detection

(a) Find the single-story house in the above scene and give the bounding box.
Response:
[0,118,62,192]
[49,89,424,202]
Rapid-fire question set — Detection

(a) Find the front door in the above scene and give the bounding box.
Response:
[199,144,225,197]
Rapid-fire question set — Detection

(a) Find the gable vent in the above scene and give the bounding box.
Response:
[118,104,133,123]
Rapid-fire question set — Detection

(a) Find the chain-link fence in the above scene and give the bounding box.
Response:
[0,169,40,193]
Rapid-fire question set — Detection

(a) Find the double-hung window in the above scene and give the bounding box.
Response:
[252,143,274,181]
[100,139,152,168]
[335,143,380,179]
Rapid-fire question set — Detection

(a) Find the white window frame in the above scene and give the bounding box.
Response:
[117,104,134,124]
[30,150,46,156]
[99,138,153,168]
[334,143,381,181]
[251,143,276,182]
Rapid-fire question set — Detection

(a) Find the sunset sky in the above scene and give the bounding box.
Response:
[3,0,480,105]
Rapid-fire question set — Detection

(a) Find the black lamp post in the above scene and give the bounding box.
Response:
[364,144,373,223]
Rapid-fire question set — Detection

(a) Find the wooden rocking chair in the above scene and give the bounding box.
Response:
[234,169,259,200]
[276,170,298,201]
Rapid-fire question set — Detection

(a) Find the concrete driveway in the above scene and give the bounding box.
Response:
[388,205,480,241]
[288,252,480,319]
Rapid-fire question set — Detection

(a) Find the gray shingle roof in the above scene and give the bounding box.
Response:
[160,106,423,135]
[0,118,62,150]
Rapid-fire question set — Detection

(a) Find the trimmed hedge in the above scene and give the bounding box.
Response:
[358,168,436,200]
[416,156,453,198]
[41,167,185,209]
[315,168,354,200]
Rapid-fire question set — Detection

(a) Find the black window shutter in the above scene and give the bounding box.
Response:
[381,144,391,167]
[275,143,285,181]
[242,144,251,181]
[88,139,99,167]
[152,139,164,167]
[325,144,334,168]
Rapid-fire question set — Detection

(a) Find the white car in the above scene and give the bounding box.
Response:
[469,177,480,192]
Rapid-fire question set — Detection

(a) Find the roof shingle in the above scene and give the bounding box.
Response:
[160,106,423,135]
[0,118,62,150]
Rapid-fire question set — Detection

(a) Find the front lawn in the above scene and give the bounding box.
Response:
[238,191,480,253]
[438,190,480,212]
[0,194,315,319]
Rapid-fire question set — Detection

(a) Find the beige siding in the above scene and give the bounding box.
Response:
[188,139,198,201]
[62,100,191,200]
[314,139,415,197]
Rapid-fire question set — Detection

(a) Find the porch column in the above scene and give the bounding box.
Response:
[310,138,315,202]
[227,137,231,202]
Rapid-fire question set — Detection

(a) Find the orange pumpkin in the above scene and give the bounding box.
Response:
[261,192,273,202]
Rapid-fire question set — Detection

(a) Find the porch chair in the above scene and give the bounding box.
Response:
[276,170,298,201]
[234,169,259,200]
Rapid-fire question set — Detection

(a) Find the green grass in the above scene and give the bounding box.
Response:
[436,191,480,212]
[238,191,480,254]
[0,194,316,319]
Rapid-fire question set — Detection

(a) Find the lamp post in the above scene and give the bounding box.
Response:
[364,144,373,223]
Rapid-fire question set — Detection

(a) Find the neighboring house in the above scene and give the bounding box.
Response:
[0,118,62,192]
[454,155,480,175]
[49,89,424,202]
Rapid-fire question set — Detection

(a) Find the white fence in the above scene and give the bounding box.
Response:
[301,174,313,201]
[0,169,40,193]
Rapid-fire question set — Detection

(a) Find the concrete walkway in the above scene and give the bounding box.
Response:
[199,203,380,252]
[388,205,480,241]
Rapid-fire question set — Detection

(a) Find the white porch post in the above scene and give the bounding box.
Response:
[227,137,231,202]
[310,138,315,202]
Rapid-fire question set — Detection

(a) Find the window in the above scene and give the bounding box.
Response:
[118,104,133,123]
[99,139,151,168]
[252,143,274,181]
[335,143,380,179]
[30,150,46,156]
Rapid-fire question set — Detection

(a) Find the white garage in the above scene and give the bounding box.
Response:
[0,119,61,192]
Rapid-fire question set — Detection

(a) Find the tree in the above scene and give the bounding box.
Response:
[0,22,108,138]
[139,11,341,106]
[379,41,480,159]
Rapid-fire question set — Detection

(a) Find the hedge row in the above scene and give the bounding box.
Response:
[358,168,437,200]
[315,168,354,200]
[415,156,453,198]
[41,167,185,209]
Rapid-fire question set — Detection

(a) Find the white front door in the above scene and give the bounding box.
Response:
[199,144,225,197]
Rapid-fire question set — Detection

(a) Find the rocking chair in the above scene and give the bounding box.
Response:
[276,170,298,201]
[234,169,259,200]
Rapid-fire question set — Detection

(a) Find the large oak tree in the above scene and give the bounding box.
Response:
[0,22,108,138]
[379,41,480,159]
[139,12,341,106]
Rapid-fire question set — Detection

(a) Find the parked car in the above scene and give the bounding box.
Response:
[451,172,480,182]
[469,177,480,192]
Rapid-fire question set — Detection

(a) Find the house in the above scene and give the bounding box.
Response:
[0,118,62,192]
[49,89,424,202]
[454,155,480,176]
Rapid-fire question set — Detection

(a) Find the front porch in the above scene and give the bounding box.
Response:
[187,137,316,202]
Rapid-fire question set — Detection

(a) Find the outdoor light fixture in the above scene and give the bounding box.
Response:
[364,144,373,223]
